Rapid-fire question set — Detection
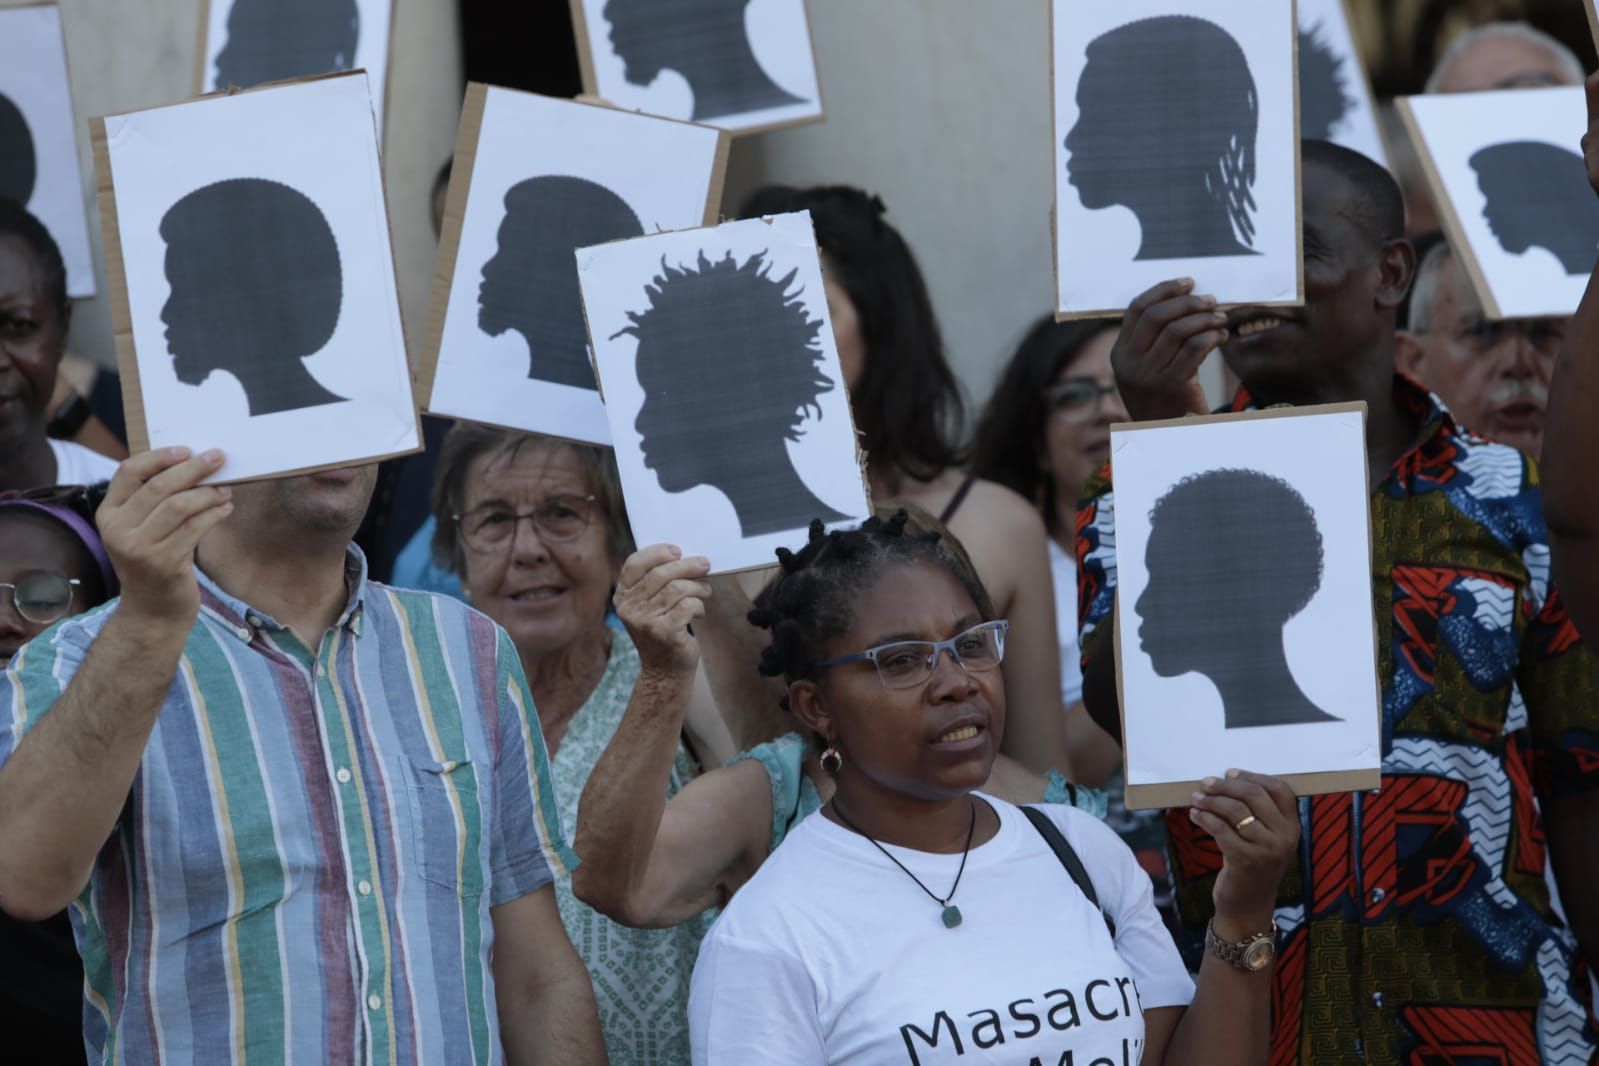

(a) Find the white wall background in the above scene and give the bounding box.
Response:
[15,0,461,375]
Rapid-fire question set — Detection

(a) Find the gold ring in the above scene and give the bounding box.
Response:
[1234,815,1258,832]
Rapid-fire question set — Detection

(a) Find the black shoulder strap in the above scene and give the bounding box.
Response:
[1023,805,1117,939]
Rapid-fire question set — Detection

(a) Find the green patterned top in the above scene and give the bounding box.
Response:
[549,630,712,1066]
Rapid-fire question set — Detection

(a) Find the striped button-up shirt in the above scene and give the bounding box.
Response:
[0,549,579,1065]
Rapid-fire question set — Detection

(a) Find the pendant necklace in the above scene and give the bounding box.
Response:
[830,796,977,929]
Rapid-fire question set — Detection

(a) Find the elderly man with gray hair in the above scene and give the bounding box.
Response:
[1427,20,1585,93]
[1396,240,1563,457]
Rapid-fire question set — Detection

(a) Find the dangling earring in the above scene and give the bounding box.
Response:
[820,744,843,774]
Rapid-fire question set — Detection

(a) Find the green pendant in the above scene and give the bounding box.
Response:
[941,904,963,928]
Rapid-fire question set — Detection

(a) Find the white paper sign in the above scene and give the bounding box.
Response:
[199,0,393,130]
[1053,0,1303,318]
[0,3,96,298]
[98,74,417,483]
[1111,406,1381,797]
[1297,0,1388,168]
[572,0,823,134]
[1402,87,1597,320]
[424,88,727,446]
[579,212,871,573]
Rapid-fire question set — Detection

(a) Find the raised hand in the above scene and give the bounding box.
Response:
[613,544,713,677]
[1111,278,1229,423]
[1189,769,1300,933]
[95,448,232,630]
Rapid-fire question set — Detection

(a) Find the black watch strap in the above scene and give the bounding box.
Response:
[47,392,92,439]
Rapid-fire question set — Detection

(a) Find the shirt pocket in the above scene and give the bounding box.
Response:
[400,756,487,898]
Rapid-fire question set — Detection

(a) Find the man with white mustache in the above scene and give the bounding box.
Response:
[1397,240,1561,458]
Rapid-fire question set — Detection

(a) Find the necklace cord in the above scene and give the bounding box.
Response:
[830,796,978,907]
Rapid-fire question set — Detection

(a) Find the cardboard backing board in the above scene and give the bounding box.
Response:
[1109,402,1382,810]
[1055,0,1304,321]
[417,84,732,447]
[193,0,397,140]
[1587,0,1599,56]
[91,68,422,482]
[566,0,825,136]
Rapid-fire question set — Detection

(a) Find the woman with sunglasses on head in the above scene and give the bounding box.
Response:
[686,512,1296,1066]
[0,484,117,1065]
[427,422,736,1066]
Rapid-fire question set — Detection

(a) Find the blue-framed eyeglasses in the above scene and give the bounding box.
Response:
[813,620,1010,690]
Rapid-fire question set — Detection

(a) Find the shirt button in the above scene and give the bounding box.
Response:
[235,626,252,642]
[358,880,372,896]
[1371,888,1386,903]
[368,994,382,1011]
[247,614,264,628]
[336,768,352,784]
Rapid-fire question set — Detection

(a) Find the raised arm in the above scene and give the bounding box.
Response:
[0,448,231,920]
[1540,72,1599,637]
[572,546,771,929]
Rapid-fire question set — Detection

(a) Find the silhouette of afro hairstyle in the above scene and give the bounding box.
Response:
[216,0,360,88]
[0,93,36,206]
[747,510,994,703]
[1298,21,1354,141]
[618,250,833,441]
[160,178,343,359]
[1086,15,1259,245]
[1149,468,1324,625]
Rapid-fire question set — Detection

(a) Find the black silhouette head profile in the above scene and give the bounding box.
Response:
[1298,21,1354,141]
[602,0,807,122]
[1065,16,1261,260]
[1136,468,1339,729]
[619,249,849,539]
[214,0,360,90]
[0,93,36,206]
[1470,141,1599,275]
[159,179,348,417]
[478,176,643,391]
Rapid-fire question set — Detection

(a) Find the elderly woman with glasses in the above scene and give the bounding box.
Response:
[427,423,732,1066]
[1,484,117,1064]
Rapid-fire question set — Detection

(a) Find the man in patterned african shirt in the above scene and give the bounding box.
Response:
[1076,141,1599,1064]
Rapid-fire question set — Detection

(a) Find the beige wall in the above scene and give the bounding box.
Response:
[722,0,1228,418]
[36,0,462,372]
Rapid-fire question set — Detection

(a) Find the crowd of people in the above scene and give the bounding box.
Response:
[3,12,1599,1066]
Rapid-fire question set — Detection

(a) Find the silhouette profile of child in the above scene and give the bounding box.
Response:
[1066,15,1261,260]
[478,176,643,391]
[1470,141,1599,275]
[160,178,349,417]
[0,93,36,206]
[602,0,806,121]
[618,249,848,538]
[214,0,359,90]
[1136,468,1339,730]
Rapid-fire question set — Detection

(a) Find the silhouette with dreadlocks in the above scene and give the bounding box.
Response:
[213,0,359,90]
[1470,141,1599,275]
[1136,469,1339,729]
[620,249,848,538]
[602,0,807,122]
[478,176,644,391]
[1065,15,1261,260]
[160,179,349,417]
[1298,20,1354,141]
[0,93,36,206]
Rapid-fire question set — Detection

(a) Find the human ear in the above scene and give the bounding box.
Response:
[1376,239,1417,311]
[1393,330,1428,380]
[787,680,833,742]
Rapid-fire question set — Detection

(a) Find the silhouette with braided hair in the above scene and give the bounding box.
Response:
[160,179,348,417]
[602,0,806,122]
[1298,21,1354,142]
[213,0,359,90]
[1136,468,1338,729]
[619,249,847,538]
[1470,141,1599,275]
[1065,15,1261,260]
[0,93,36,206]
[478,176,644,390]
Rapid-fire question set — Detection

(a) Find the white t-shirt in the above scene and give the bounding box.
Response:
[1050,537,1085,705]
[49,439,118,486]
[689,795,1194,1066]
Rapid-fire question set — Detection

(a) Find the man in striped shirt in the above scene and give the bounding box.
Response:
[0,448,606,1065]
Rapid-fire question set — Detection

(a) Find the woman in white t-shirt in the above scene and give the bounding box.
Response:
[689,512,1298,1066]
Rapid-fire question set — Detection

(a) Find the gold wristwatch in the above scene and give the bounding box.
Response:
[1205,919,1277,972]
